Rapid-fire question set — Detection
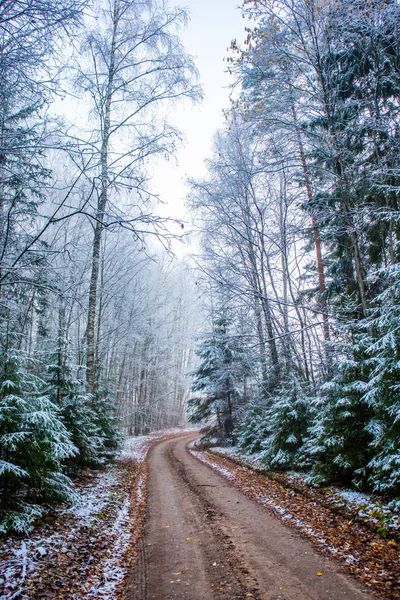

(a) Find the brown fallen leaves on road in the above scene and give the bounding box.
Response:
[195,449,400,600]
[1,430,193,599]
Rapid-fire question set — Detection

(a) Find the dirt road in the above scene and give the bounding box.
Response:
[126,433,375,600]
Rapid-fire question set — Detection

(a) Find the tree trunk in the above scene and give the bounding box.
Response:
[86,3,119,395]
[291,102,330,342]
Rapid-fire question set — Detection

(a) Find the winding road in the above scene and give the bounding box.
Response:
[126,433,375,600]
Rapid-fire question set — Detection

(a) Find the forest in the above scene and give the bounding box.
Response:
[0,0,200,533]
[1,0,400,536]
[189,0,400,505]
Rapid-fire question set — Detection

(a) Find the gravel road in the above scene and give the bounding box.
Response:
[126,433,376,600]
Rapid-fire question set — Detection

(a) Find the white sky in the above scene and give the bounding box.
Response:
[151,0,246,223]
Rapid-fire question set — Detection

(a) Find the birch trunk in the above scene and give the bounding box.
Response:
[86,2,119,395]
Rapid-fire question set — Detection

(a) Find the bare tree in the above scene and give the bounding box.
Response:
[75,0,202,394]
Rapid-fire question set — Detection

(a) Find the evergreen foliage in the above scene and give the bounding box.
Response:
[0,0,199,535]
[189,316,250,442]
[0,352,77,533]
[362,266,400,495]
[190,0,400,504]
[236,401,271,455]
[46,335,104,474]
[91,385,121,457]
[236,383,313,470]
[260,384,312,470]
[306,353,373,487]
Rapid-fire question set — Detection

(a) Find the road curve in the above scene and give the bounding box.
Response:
[125,433,375,600]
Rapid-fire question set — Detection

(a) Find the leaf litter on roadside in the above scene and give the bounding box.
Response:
[189,445,400,600]
[0,429,190,600]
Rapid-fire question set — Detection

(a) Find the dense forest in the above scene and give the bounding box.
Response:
[0,0,200,533]
[1,0,400,535]
[189,0,400,504]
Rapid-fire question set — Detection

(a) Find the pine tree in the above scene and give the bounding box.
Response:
[261,383,313,470]
[46,333,104,475]
[362,265,400,495]
[236,400,271,455]
[0,351,76,533]
[91,383,120,458]
[189,316,250,443]
[306,340,373,487]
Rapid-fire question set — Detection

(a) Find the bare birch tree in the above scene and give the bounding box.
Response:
[75,0,201,394]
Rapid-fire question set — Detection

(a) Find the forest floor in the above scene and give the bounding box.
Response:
[125,433,388,600]
[1,431,399,600]
[188,441,400,600]
[0,429,191,599]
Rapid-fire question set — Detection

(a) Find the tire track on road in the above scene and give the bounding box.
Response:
[126,433,376,600]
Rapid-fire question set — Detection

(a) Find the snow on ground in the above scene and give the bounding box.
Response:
[120,431,165,461]
[189,445,330,551]
[211,445,265,469]
[189,447,369,571]
[329,489,400,533]
[87,495,132,599]
[189,447,236,481]
[190,445,400,598]
[206,445,400,534]
[0,465,126,599]
[1,428,196,599]
[121,427,196,462]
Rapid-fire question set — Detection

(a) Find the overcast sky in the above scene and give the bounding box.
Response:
[151,0,246,223]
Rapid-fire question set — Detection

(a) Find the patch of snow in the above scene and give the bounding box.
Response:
[210,448,400,533]
[87,496,132,598]
[331,489,400,531]
[286,471,308,483]
[191,450,388,570]
[189,449,235,480]
[345,554,356,564]
[336,490,371,505]
[121,427,197,462]
[1,427,196,599]
[0,467,126,598]
[210,445,265,469]
[120,432,162,462]
[212,446,240,457]
[65,468,120,523]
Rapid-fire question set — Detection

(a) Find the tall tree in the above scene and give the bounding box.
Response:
[189,312,250,441]
[76,0,201,395]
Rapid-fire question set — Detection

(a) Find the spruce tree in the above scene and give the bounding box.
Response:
[46,332,104,475]
[261,383,313,470]
[189,316,250,443]
[0,351,76,533]
[306,340,373,487]
[362,265,400,495]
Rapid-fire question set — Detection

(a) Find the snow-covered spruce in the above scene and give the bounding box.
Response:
[0,431,171,599]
